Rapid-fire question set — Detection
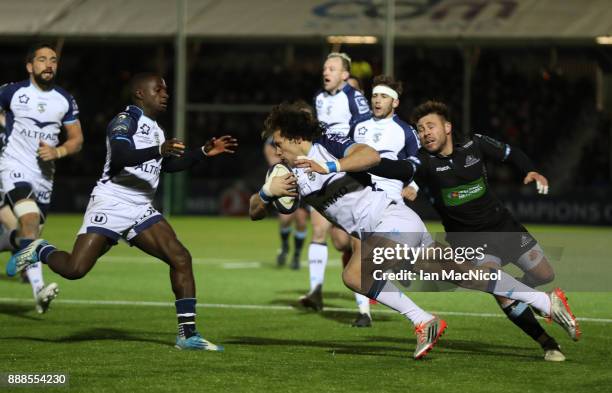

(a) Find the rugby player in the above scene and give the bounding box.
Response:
[302,53,372,324]
[8,73,237,350]
[350,75,420,326]
[1,43,84,313]
[249,103,579,359]
[410,100,570,360]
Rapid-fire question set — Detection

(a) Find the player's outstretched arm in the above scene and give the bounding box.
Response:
[38,120,84,161]
[474,134,548,194]
[295,143,380,174]
[162,135,238,173]
[368,157,418,182]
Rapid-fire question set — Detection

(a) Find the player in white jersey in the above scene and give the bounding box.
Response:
[249,103,579,359]
[353,74,420,201]
[1,43,85,313]
[8,73,237,351]
[302,53,374,327]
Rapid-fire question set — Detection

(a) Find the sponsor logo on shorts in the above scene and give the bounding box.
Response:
[436,165,451,172]
[91,212,108,225]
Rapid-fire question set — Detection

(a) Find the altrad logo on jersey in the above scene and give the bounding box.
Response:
[19,129,58,142]
[135,162,161,175]
[18,94,30,104]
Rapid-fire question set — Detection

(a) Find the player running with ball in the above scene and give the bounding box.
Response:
[249,102,579,359]
[8,73,237,351]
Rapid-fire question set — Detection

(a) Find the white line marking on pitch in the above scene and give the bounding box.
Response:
[97,256,341,267]
[0,297,609,323]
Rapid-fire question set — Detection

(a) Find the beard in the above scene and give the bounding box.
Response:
[33,70,55,90]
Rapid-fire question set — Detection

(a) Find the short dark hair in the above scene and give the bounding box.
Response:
[411,100,451,124]
[26,43,55,63]
[263,102,323,141]
[372,75,403,96]
[129,72,159,101]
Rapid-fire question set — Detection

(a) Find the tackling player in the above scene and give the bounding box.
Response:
[301,53,372,326]
[7,73,237,350]
[410,100,567,361]
[0,43,84,313]
[249,103,579,359]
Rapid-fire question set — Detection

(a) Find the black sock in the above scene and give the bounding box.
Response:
[502,300,556,348]
[280,227,291,252]
[175,298,197,338]
[293,230,307,258]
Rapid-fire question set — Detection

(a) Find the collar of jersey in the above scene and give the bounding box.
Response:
[373,114,396,124]
[325,82,349,96]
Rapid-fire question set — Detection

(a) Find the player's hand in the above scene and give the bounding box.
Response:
[401,185,418,201]
[160,138,185,158]
[269,173,298,197]
[204,135,238,157]
[38,141,59,161]
[294,156,337,174]
[524,171,549,194]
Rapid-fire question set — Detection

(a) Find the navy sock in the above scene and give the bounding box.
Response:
[280,227,291,252]
[175,298,197,338]
[38,244,57,264]
[502,300,555,348]
[18,238,33,251]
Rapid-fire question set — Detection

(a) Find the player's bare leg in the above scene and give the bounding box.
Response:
[42,234,112,279]
[130,219,222,351]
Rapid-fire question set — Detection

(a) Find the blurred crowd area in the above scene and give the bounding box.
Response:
[0,42,610,198]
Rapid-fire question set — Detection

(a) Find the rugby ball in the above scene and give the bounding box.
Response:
[265,163,300,214]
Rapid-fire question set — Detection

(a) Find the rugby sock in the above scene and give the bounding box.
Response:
[293,230,307,258]
[308,242,328,293]
[502,300,556,347]
[0,227,15,252]
[26,262,44,296]
[18,238,33,250]
[175,298,197,339]
[370,280,432,325]
[355,293,371,316]
[37,244,58,264]
[280,226,291,253]
[488,269,551,316]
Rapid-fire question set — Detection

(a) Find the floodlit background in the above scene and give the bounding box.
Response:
[1,0,611,222]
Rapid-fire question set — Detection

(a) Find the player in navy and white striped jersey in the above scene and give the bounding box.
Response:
[8,73,237,351]
[250,102,580,359]
[1,43,84,313]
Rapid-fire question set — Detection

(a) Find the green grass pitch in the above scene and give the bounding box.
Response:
[1,215,611,392]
